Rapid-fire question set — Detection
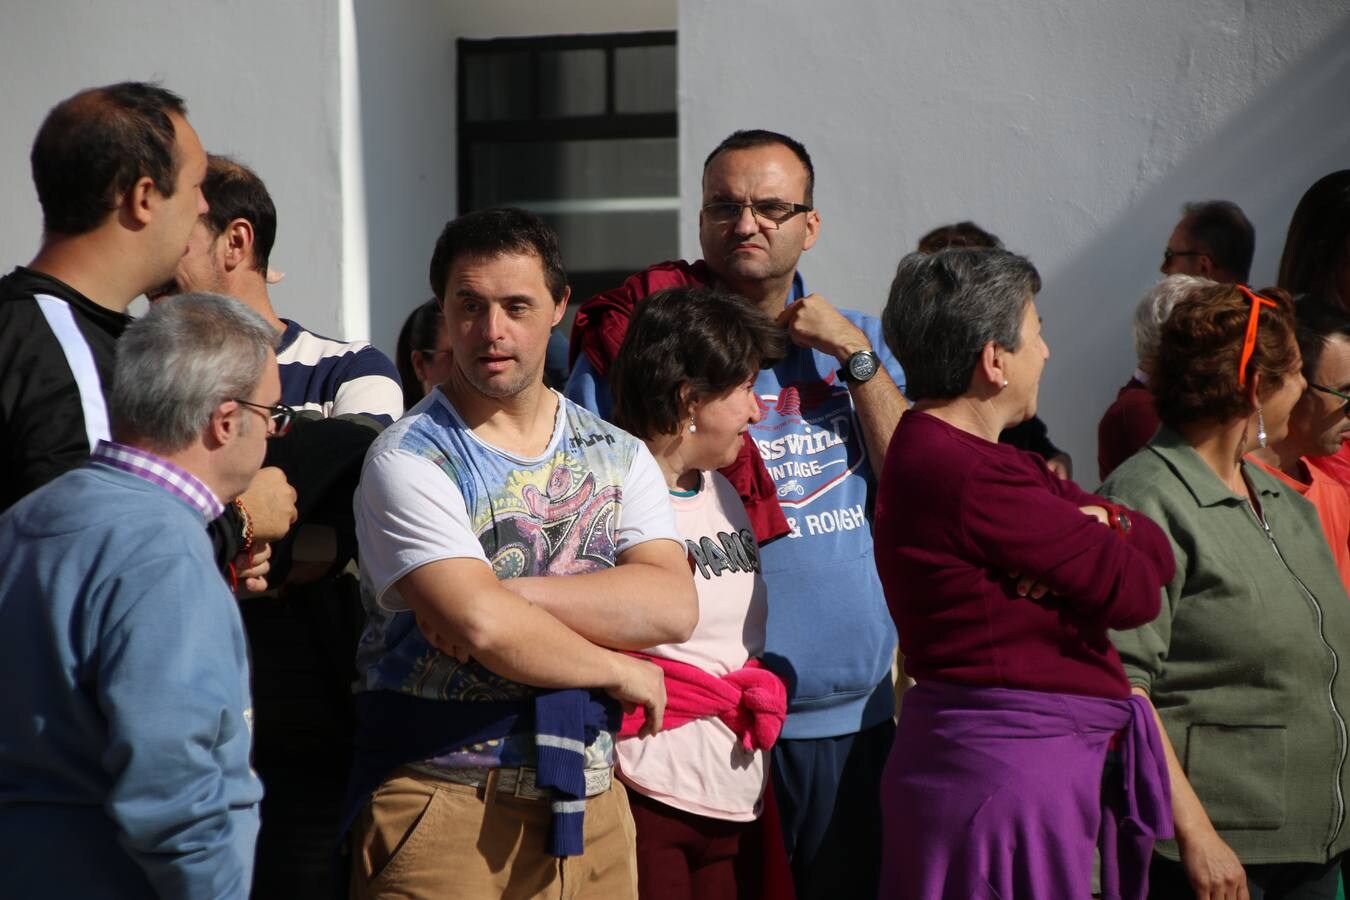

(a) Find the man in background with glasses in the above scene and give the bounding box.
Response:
[0,293,282,899]
[1251,295,1350,590]
[1159,199,1255,284]
[568,129,907,900]
[150,153,403,900]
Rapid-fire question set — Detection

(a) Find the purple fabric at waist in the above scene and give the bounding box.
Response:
[880,681,1172,900]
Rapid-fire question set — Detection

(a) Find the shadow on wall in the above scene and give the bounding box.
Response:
[1040,15,1350,486]
[351,1,456,368]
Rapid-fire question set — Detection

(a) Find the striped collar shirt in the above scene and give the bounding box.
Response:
[91,440,224,522]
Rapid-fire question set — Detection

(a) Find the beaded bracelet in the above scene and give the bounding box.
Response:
[233,497,254,556]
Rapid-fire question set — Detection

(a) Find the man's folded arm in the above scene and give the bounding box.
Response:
[506,539,696,650]
[399,558,640,691]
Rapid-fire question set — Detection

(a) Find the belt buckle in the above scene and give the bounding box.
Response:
[513,767,538,800]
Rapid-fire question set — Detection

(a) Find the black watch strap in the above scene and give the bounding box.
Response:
[839,349,880,383]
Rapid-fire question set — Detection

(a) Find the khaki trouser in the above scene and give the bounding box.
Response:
[350,767,639,900]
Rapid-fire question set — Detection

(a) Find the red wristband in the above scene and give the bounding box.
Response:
[1099,502,1132,537]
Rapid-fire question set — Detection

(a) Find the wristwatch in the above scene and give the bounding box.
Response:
[839,349,880,383]
[1104,504,1132,536]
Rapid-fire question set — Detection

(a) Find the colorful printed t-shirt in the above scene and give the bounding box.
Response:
[354,388,681,770]
[617,470,770,820]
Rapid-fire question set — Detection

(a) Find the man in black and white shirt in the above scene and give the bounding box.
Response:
[0,81,294,581]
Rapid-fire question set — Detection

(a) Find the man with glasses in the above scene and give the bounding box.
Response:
[0,293,281,899]
[567,129,907,900]
[1159,199,1255,284]
[0,82,296,589]
[150,154,402,900]
[1251,296,1350,588]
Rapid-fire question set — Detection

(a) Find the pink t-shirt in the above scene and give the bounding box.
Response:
[615,471,770,820]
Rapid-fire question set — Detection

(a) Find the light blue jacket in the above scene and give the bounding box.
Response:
[0,462,261,899]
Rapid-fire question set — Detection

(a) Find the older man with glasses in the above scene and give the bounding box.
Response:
[0,294,282,900]
[567,128,908,900]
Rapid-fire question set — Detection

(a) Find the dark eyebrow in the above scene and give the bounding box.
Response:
[453,289,538,305]
[706,194,791,205]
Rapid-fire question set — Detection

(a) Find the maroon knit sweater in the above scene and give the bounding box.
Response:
[875,410,1175,699]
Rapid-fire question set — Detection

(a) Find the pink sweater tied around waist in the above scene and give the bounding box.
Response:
[618,654,788,751]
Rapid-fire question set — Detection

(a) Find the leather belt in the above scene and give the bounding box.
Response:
[415,764,613,801]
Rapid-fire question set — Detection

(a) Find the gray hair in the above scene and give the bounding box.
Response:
[1133,275,1211,366]
[110,293,276,453]
[883,248,1042,401]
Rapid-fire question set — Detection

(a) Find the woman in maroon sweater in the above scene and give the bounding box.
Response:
[872,248,1177,899]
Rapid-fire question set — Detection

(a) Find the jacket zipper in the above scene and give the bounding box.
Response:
[1248,504,1347,853]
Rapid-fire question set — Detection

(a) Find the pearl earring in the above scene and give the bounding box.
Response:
[688,417,697,434]
[1256,408,1267,448]
[1002,379,1009,388]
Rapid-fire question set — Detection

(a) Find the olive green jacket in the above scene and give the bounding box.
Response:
[1103,428,1350,864]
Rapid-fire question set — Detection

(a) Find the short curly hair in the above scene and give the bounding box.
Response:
[611,286,786,440]
[1148,283,1300,429]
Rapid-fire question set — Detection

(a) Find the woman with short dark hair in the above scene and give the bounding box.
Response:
[1104,281,1350,899]
[610,285,790,899]
[874,248,1176,899]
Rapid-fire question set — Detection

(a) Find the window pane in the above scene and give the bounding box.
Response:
[614,45,676,114]
[467,138,678,273]
[541,210,678,273]
[469,138,676,206]
[538,49,606,118]
[463,52,532,121]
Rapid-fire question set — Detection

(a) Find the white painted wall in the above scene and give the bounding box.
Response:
[0,0,344,336]
[679,0,1350,483]
[345,0,457,354]
[0,0,673,361]
[7,0,1339,466]
[355,0,677,360]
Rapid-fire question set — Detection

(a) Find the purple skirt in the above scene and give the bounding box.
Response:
[878,681,1171,900]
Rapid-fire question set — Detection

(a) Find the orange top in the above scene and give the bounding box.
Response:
[1252,456,1350,593]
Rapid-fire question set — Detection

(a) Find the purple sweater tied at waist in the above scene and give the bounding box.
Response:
[879,681,1172,900]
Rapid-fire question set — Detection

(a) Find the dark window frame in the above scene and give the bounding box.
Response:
[456,30,678,214]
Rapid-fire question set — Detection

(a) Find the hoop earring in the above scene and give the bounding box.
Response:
[1256,407,1267,449]
[688,417,697,434]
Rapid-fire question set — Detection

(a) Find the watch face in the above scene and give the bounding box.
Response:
[849,351,879,382]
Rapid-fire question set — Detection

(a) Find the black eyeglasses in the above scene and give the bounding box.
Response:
[1162,248,1207,265]
[1310,383,1350,415]
[233,398,296,436]
[702,200,812,228]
